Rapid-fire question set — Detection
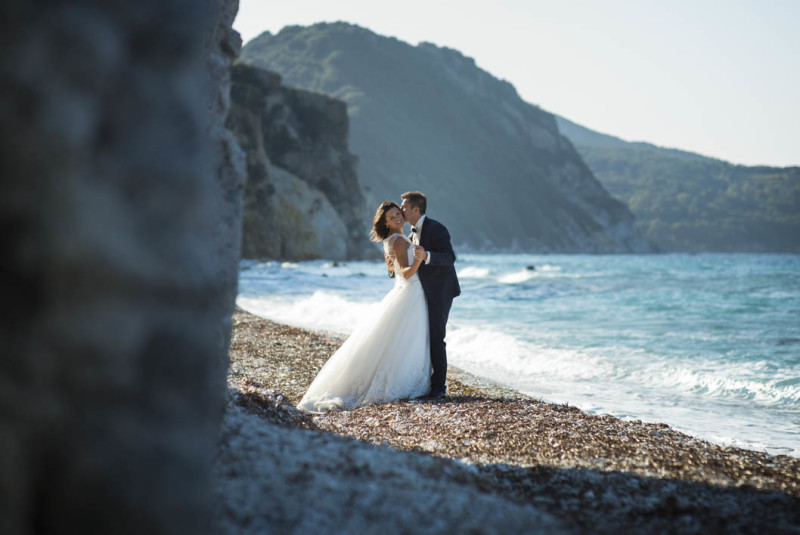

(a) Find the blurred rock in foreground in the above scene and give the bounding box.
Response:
[214,405,568,534]
[0,0,245,533]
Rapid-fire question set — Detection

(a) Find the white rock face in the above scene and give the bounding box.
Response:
[229,64,372,261]
[269,163,349,260]
[213,405,571,534]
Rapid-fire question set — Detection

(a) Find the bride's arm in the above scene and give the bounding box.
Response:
[392,238,422,280]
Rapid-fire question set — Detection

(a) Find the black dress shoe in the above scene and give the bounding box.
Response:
[427,390,446,399]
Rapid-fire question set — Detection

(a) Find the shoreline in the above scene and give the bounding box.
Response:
[234,303,797,458]
[216,309,800,533]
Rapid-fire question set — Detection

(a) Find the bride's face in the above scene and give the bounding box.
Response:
[385,207,405,232]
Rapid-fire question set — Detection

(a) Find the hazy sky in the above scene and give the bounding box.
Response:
[234,0,799,167]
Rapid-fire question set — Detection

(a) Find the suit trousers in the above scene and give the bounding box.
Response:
[427,297,453,393]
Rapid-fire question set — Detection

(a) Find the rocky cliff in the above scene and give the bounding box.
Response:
[240,22,654,253]
[0,1,245,533]
[228,63,371,260]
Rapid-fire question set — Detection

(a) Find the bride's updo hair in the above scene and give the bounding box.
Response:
[369,201,402,242]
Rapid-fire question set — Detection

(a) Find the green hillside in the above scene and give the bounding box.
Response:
[239,23,653,253]
[557,116,800,252]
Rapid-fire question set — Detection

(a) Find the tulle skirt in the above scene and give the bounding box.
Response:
[297,277,431,413]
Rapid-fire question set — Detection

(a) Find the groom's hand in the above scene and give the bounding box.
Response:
[384,253,395,278]
[413,246,427,261]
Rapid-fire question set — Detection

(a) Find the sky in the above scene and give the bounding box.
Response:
[234,0,799,167]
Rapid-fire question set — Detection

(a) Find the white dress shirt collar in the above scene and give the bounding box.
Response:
[412,215,430,265]
[414,214,426,234]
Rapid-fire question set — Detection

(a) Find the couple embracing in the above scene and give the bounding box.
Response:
[298,191,460,413]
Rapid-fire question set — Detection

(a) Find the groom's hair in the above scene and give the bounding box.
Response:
[400,191,427,214]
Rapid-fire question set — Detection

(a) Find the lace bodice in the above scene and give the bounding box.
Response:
[383,233,419,284]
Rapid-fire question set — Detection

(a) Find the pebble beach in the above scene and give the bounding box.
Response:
[212,310,800,534]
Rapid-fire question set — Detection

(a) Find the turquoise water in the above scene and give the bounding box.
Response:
[237,253,800,456]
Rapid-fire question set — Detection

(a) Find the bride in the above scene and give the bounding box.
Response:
[297,201,431,413]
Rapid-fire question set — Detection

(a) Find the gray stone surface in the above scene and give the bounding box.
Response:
[0,0,245,533]
[228,64,373,260]
[267,162,349,260]
[213,405,570,534]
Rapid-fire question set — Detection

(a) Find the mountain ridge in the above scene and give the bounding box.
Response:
[239,22,653,253]
[556,116,800,252]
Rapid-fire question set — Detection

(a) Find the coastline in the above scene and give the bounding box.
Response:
[214,309,800,533]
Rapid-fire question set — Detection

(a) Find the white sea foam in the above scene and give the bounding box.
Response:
[237,292,375,335]
[238,292,800,455]
[446,323,800,455]
[495,265,581,284]
[236,253,800,457]
[537,264,562,272]
[458,266,491,278]
[497,269,537,284]
[626,359,800,408]
[448,325,614,385]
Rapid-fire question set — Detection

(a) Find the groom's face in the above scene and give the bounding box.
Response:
[400,199,420,225]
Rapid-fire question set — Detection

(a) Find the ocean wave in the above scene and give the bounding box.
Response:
[236,253,800,455]
[237,291,376,335]
[627,360,800,409]
[537,264,563,272]
[497,269,538,284]
[462,264,564,283]
[447,325,615,385]
[239,288,800,411]
[458,266,491,278]
[495,267,594,284]
[447,324,800,409]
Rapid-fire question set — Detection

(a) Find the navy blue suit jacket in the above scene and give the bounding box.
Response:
[416,217,460,303]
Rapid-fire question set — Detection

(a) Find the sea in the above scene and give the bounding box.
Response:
[237,252,800,457]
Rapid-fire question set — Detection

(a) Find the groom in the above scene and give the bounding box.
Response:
[399,191,460,398]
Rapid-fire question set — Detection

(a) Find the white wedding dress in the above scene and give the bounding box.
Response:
[297,234,431,413]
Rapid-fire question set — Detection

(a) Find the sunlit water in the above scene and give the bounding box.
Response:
[237,253,800,457]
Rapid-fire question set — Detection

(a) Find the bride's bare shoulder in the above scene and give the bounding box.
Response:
[384,233,409,243]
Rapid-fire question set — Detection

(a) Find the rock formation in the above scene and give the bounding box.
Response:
[228,63,372,260]
[0,0,245,533]
[240,22,654,253]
